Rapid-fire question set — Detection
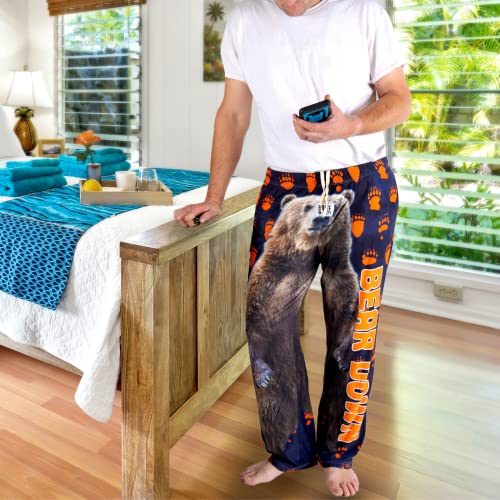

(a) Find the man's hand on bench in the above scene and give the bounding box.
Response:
[173,197,223,227]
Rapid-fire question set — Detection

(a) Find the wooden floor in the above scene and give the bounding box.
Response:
[1,291,499,500]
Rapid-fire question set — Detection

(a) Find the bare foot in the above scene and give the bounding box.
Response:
[324,467,360,497]
[239,458,284,486]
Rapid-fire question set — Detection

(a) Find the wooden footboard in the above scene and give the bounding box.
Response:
[119,186,311,499]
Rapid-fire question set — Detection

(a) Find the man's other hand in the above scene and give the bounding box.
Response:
[292,94,361,143]
[173,197,223,227]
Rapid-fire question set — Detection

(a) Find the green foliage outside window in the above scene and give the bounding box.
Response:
[391,0,499,273]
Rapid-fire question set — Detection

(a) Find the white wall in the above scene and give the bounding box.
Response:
[0,0,29,127]
[145,0,265,178]
[27,0,56,138]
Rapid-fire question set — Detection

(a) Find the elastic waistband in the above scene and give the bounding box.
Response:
[264,156,389,187]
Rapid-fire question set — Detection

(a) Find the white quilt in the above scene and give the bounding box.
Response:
[0,170,261,422]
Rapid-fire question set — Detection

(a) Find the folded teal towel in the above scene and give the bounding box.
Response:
[6,158,60,168]
[74,147,125,157]
[59,160,130,178]
[0,174,67,197]
[0,166,63,181]
[59,152,127,166]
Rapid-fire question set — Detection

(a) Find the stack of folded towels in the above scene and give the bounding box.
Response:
[0,158,67,197]
[59,147,131,178]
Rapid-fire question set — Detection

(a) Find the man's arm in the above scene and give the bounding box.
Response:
[206,78,253,207]
[174,77,252,227]
[292,66,411,142]
[350,66,412,136]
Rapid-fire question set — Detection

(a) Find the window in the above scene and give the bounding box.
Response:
[56,5,142,163]
[388,0,499,274]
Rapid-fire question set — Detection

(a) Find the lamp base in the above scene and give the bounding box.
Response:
[14,114,37,155]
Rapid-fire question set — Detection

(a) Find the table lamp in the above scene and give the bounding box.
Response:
[4,65,53,156]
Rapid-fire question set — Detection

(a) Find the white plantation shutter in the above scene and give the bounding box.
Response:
[388,0,499,274]
[56,5,142,163]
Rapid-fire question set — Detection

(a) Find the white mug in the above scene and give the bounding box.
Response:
[116,171,137,191]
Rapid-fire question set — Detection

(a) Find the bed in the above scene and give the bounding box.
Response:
[0,106,310,498]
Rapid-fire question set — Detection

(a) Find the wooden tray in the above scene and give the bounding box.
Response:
[79,180,173,206]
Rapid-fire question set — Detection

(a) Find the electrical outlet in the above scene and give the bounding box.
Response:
[433,282,463,302]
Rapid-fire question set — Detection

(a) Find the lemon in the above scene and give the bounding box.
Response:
[82,179,103,192]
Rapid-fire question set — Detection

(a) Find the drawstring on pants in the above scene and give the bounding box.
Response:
[319,169,331,216]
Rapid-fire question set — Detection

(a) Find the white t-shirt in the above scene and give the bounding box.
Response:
[220,0,408,172]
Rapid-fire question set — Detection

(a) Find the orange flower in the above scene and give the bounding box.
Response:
[75,130,101,147]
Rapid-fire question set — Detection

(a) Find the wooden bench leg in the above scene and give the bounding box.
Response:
[121,259,170,500]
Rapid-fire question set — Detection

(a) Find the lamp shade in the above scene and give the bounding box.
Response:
[4,70,53,108]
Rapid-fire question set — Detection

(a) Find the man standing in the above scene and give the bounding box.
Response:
[174,0,410,496]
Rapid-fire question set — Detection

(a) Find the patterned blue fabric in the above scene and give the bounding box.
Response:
[0,168,212,310]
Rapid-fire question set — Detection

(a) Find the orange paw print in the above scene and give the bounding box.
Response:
[264,169,271,186]
[306,173,317,192]
[362,249,378,265]
[331,170,344,192]
[378,213,390,234]
[385,243,392,264]
[374,159,389,179]
[347,166,360,182]
[304,411,314,426]
[279,173,295,190]
[261,194,274,210]
[249,246,257,268]
[264,219,274,239]
[389,185,398,203]
[368,186,381,210]
[351,214,365,238]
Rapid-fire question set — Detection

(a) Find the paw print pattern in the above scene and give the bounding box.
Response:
[264,219,274,240]
[331,170,344,192]
[264,169,271,186]
[249,246,257,268]
[335,446,347,459]
[385,243,392,264]
[351,214,365,238]
[304,411,314,426]
[306,173,317,192]
[368,186,381,211]
[389,185,398,203]
[374,159,389,179]
[279,173,295,190]
[347,166,360,182]
[362,249,378,266]
[378,213,390,234]
[261,194,274,211]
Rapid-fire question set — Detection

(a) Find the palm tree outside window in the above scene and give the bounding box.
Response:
[388,0,499,274]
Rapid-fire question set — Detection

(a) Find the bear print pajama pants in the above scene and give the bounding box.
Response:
[246,156,399,472]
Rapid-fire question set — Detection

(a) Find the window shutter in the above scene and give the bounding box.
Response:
[48,0,145,17]
[388,0,500,274]
[56,5,142,163]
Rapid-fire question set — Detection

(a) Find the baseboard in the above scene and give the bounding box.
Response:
[310,259,500,330]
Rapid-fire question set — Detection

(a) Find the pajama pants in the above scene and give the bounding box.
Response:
[246,156,399,472]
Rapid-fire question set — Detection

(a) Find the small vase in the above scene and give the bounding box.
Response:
[87,163,102,183]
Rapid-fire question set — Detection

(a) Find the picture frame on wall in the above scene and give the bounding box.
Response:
[204,0,239,82]
[37,138,65,158]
